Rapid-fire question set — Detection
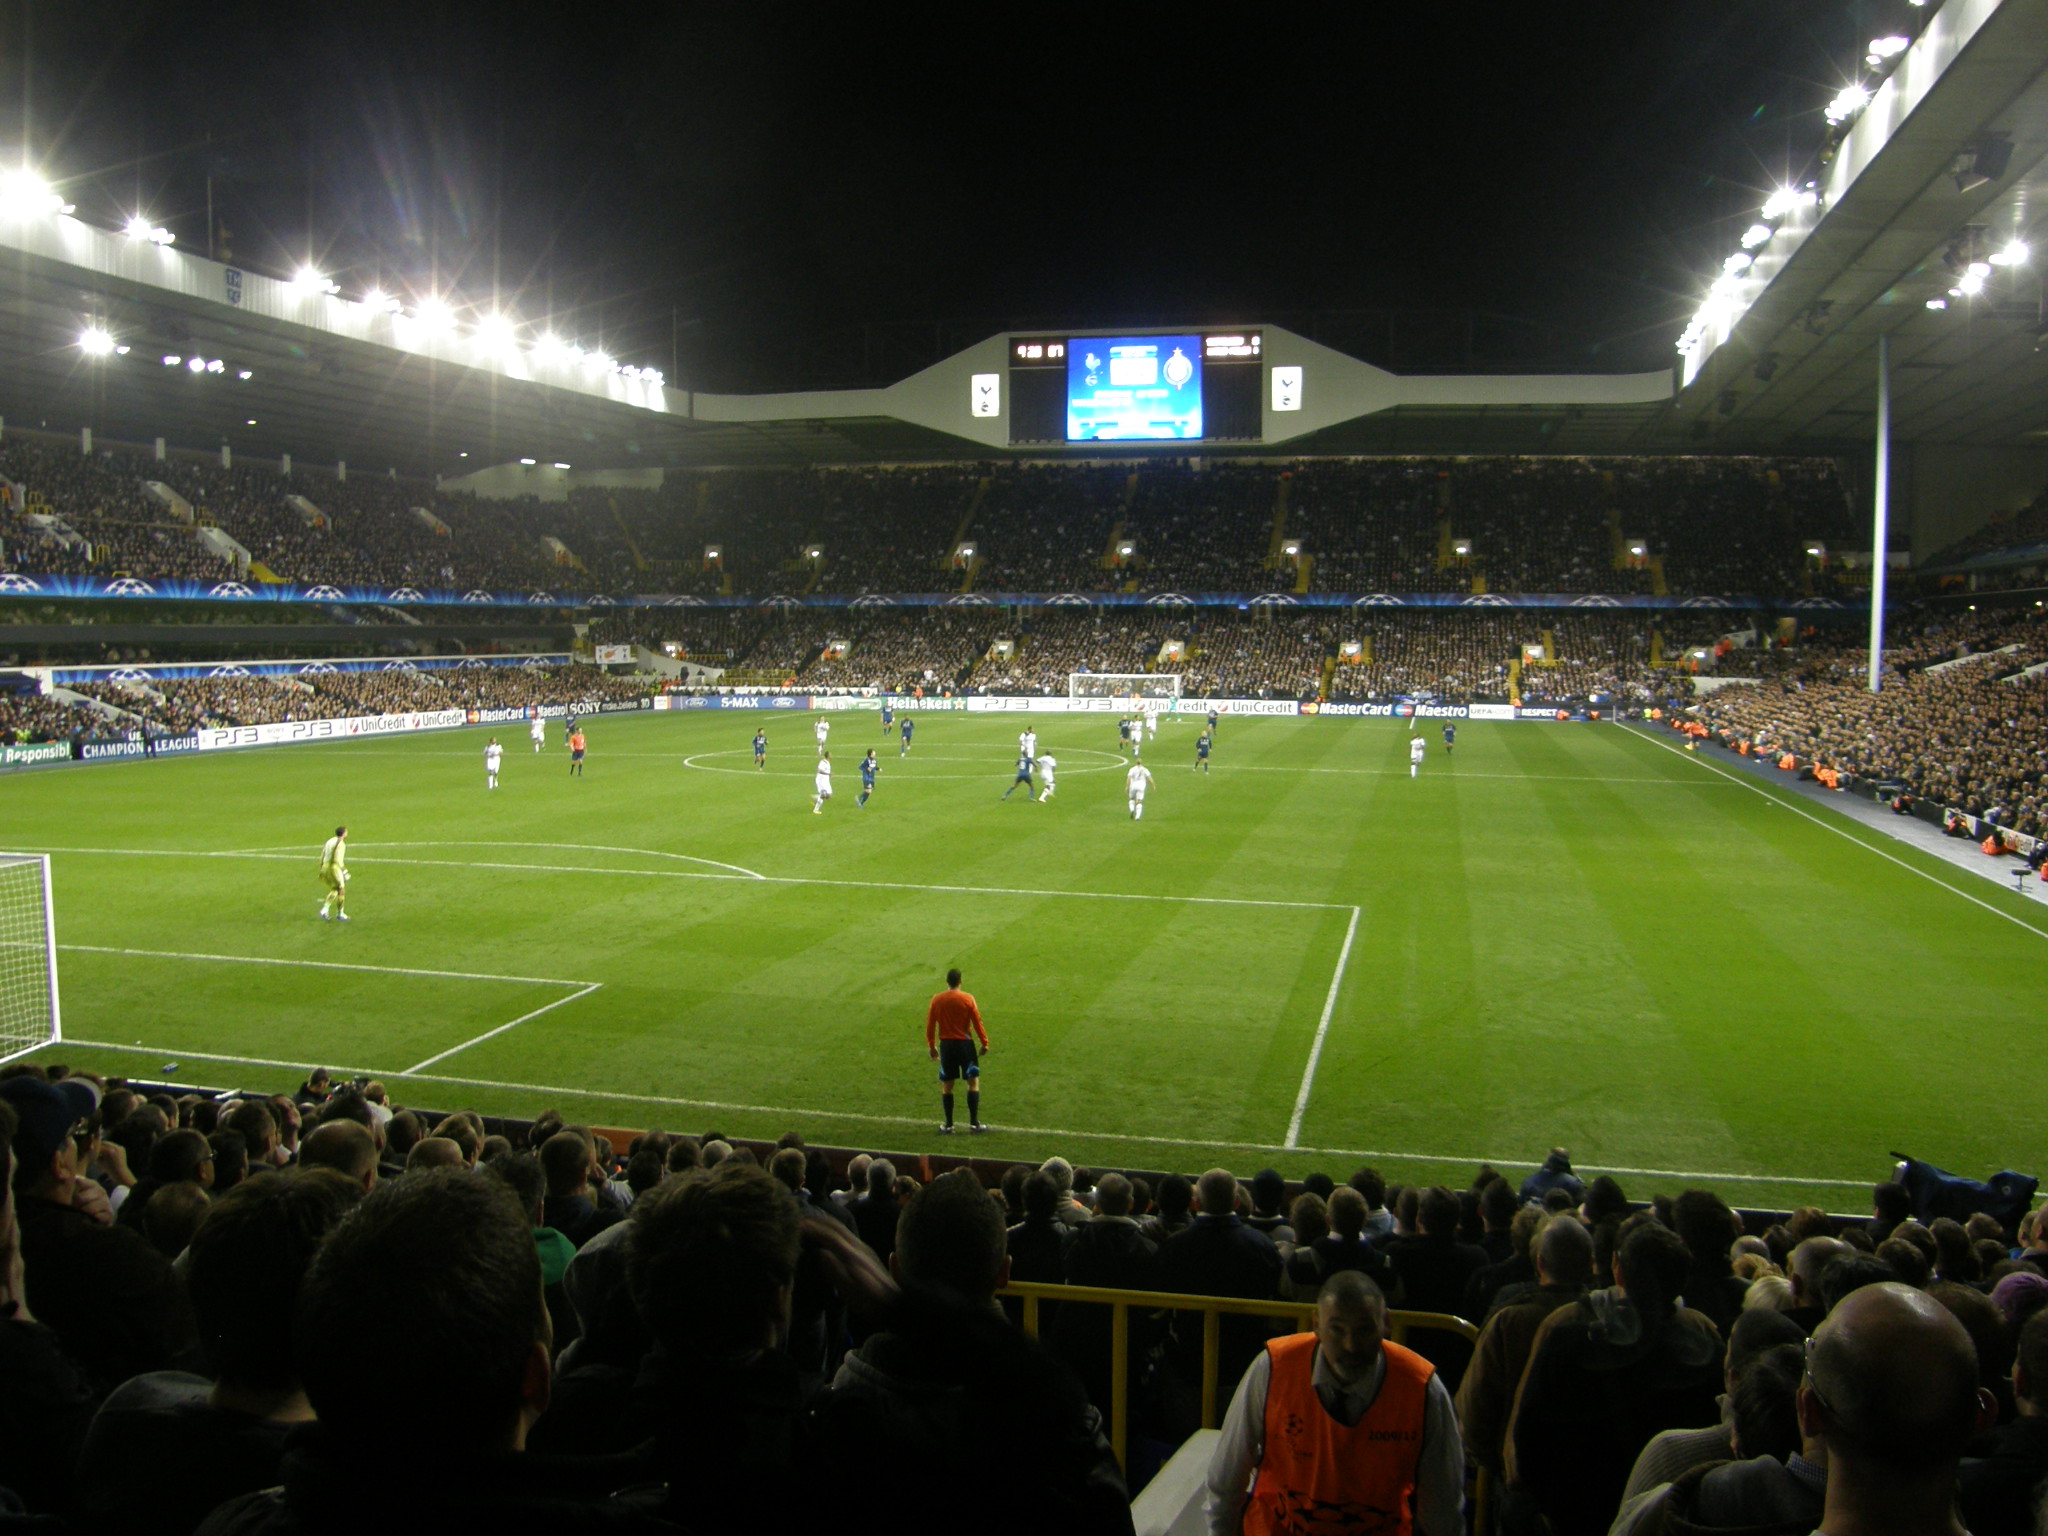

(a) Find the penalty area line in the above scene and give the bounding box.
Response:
[1283,905,1361,1148]
[46,1037,1873,1189]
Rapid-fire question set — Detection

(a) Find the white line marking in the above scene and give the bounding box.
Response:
[1284,905,1362,1148]
[23,846,1348,911]
[398,983,603,1073]
[48,1036,1873,1188]
[1222,765,1734,785]
[58,944,595,988]
[680,748,1131,779]
[1620,724,2048,941]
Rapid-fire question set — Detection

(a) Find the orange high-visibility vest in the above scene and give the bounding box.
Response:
[1244,1335,1434,1536]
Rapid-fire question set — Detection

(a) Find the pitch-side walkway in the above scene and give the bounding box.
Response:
[1660,729,2045,902]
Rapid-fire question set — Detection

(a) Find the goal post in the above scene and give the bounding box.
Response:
[0,854,60,1065]
[1067,673,1182,702]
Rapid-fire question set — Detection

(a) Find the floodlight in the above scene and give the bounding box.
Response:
[519,457,537,466]
[78,327,115,356]
[1824,84,1871,126]
[206,359,224,373]
[1760,187,1816,220]
[237,370,252,380]
[584,351,613,374]
[163,355,182,366]
[412,297,456,335]
[245,419,257,426]
[290,265,336,297]
[1867,35,1910,59]
[472,313,520,355]
[0,170,67,219]
[1990,239,2030,267]
[1967,260,1992,278]
[1925,297,1948,310]
[552,462,570,470]
[124,214,151,238]
[1958,271,1986,296]
[114,345,128,355]
[1740,223,1774,250]
[1722,252,1753,274]
[187,357,206,372]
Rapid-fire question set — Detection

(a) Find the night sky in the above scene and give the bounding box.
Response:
[6,2,1889,392]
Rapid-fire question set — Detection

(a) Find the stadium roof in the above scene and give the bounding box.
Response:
[1,0,2045,474]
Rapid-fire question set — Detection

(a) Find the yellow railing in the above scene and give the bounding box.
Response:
[998,1281,1480,1469]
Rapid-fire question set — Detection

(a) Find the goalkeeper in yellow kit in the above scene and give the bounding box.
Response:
[318,825,350,922]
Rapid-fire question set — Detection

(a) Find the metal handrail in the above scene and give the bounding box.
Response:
[997,1280,1480,1467]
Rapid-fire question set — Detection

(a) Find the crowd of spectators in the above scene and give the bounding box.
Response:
[1923,483,2048,570]
[58,665,645,735]
[1693,609,2048,837]
[9,1066,2048,1536]
[4,443,1879,603]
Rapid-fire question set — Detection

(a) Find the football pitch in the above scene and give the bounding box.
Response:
[7,707,2046,1211]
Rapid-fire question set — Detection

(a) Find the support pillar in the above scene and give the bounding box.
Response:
[1867,334,1891,693]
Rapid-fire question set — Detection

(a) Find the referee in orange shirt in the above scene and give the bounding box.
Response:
[926,967,991,1134]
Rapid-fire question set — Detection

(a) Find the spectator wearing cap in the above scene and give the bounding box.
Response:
[0,1075,197,1393]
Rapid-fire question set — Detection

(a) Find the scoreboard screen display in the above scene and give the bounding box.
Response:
[1008,330,1263,446]
[1066,335,1203,441]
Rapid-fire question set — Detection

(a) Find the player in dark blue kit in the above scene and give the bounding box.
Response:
[1001,744,1035,800]
[1196,730,1212,772]
[857,749,880,806]
[881,700,894,735]
[1208,708,1219,733]
[899,716,915,756]
[1442,722,1456,755]
[753,729,767,770]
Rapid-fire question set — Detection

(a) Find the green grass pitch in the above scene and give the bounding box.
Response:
[8,707,2046,1210]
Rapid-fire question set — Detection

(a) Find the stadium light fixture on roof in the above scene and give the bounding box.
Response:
[163,354,181,366]
[1722,252,1753,274]
[1824,83,1871,126]
[472,312,520,354]
[78,326,115,356]
[187,356,206,372]
[1761,187,1819,221]
[1957,270,1986,296]
[121,213,174,245]
[519,457,537,466]
[412,296,457,335]
[1866,35,1910,62]
[0,170,72,219]
[290,265,339,298]
[237,369,252,380]
[360,287,404,314]
[1990,239,2030,267]
[1740,223,1774,250]
[552,461,571,470]
[1926,297,1948,310]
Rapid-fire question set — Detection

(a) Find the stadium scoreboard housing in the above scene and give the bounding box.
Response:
[1008,330,1264,446]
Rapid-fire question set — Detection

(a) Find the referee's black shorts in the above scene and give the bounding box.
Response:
[936,1037,980,1082]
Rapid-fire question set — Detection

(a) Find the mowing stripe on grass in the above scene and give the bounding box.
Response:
[48,1035,1871,1188]
[59,943,597,988]
[1620,725,2048,941]
[1283,906,1361,1148]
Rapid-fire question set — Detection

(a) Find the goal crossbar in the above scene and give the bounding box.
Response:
[1068,673,1182,700]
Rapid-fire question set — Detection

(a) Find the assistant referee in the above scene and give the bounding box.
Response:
[926,967,991,1135]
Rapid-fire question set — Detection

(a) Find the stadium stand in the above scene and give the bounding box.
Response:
[6,1063,2044,1532]
[3,445,1870,601]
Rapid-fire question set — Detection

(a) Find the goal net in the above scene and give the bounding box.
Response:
[1068,673,1182,701]
[0,854,59,1065]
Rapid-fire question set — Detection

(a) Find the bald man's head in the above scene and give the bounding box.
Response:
[299,1120,378,1189]
[1535,1213,1593,1290]
[1803,1281,1988,1472]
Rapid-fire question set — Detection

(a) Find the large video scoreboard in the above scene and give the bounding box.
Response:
[1007,330,1264,446]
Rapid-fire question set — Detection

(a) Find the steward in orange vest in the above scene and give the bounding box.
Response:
[1207,1273,1463,1536]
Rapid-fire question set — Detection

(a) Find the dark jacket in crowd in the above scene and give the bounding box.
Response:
[1387,1233,1492,1318]
[15,1195,198,1393]
[1960,1415,2048,1536]
[74,1372,296,1536]
[1510,1291,1726,1536]
[0,1312,97,1515]
[1047,1217,1159,1412]
[1520,1152,1586,1205]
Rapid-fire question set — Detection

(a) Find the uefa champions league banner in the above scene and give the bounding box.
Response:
[46,653,573,686]
[0,570,1874,615]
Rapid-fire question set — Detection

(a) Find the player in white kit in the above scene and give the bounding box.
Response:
[1020,727,1038,760]
[1127,761,1153,820]
[1036,754,1056,802]
[1144,710,1157,741]
[484,737,503,789]
[1410,732,1427,778]
[815,717,830,755]
[529,715,546,752]
[812,753,833,813]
